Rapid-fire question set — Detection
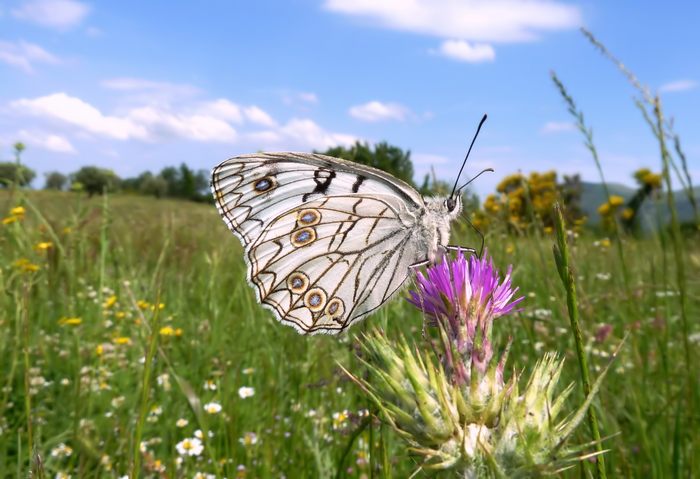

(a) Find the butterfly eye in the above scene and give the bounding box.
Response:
[446,198,456,212]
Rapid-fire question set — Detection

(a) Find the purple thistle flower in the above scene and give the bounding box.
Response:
[408,249,523,380]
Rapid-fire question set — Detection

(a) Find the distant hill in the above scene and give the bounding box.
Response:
[580,181,699,229]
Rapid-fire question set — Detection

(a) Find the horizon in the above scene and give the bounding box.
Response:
[1,0,698,198]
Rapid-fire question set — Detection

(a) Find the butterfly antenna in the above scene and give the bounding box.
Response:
[450,113,488,200]
[456,167,494,193]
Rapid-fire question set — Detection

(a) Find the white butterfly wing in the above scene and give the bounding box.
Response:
[211,152,425,334]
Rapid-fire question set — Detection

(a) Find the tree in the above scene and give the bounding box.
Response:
[158,164,210,201]
[140,174,168,198]
[318,141,415,186]
[0,162,36,187]
[70,166,120,196]
[44,171,68,190]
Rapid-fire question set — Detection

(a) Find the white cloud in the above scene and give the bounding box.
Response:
[11,92,237,143]
[199,100,278,127]
[0,40,60,73]
[248,119,356,151]
[349,101,410,122]
[12,0,90,31]
[198,99,243,123]
[323,0,581,43]
[244,105,277,127]
[282,91,319,106]
[659,79,697,93]
[9,91,354,150]
[541,121,575,134]
[434,40,495,63]
[17,130,76,153]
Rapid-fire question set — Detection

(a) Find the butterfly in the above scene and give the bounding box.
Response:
[211,116,489,335]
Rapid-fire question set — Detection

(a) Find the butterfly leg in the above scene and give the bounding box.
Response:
[461,213,485,258]
[444,245,478,256]
[409,259,430,269]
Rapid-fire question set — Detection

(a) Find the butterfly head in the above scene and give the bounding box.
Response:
[425,195,462,220]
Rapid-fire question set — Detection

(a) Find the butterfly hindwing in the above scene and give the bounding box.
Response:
[212,152,424,334]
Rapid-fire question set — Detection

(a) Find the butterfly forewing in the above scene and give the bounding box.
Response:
[212,152,425,335]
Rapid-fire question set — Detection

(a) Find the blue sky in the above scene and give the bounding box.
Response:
[1,0,698,197]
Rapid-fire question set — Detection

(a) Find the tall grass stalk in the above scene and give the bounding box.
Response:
[130,304,161,477]
[580,29,695,467]
[552,204,606,479]
[550,71,631,294]
[651,97,693,405]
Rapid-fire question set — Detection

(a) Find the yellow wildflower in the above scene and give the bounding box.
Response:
[10,206,25,216]
[150,302,165,311]
[113,337,132,345]
[159,326,176,336]
[2,216,18,225]
[505,244,515,255]
[96,344,104,356]
[103,295,117,309]
[35,241,53,250]
[543,226,553,235]
[13,258,40,272]
[643,172,662,189]
[609,195,625,207]
[174,328,183,336]
[115,311,126,319]
[58,317,82,326]
[621,208,634,220]
[600,238,611,249]
[597,202,611,216]
[136,300,150,310]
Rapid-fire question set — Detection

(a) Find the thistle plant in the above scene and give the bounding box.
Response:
[345,251,616,477]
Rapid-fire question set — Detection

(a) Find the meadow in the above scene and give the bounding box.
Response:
[0,185,698,478]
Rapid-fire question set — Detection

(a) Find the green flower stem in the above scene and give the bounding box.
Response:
[552,203,607,479]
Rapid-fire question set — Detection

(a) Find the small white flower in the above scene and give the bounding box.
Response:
[194,429,214,439]
[239,431,258,446]
[176,418,189,428]
[238,386,255,399]
[242,367,255,375]
[595,272,611,281]
[203,402,222,414]
[157,373,171,391]
[176,437,204,457]
[51,443,73,458]
[203,379,217,391]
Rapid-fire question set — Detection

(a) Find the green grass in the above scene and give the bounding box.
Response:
[0,189,698,478]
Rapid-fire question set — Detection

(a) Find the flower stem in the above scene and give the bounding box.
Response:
[552,203,607,479]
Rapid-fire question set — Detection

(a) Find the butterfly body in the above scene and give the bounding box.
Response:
[211,152,462,335]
